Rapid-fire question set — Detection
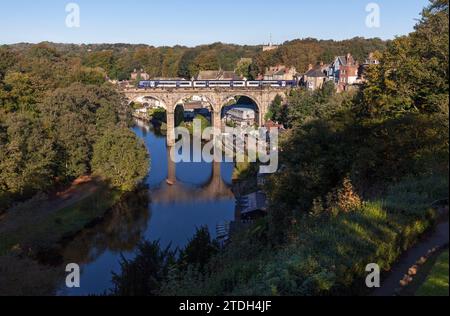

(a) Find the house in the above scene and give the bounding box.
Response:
[263,65,297,81]
[338,54,359,90]
[225,108,256,127]
[302,64,328,91]
[327,53,359,91]
[262,35,279,52]
[239,191,268,220]
[358,52,380,82]
[264,120,285,130]
[130,69,150,81]
[196,70,241,80]
[263,43,279,52]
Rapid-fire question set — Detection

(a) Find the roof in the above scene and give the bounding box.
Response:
[240,191,267,215]
[197,70,220,80]
[274,69,287,76]
[197,70,241,80]
[221,71,241,80]
[336,54,357,67]
[305,68,327,78]
[265,120,285,130]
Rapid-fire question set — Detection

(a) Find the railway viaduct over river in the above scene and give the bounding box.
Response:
[123,87,287,146]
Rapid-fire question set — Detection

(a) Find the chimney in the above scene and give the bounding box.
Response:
[320,61,324,67]
[308,64,313,71]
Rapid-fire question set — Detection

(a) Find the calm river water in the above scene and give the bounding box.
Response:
[58,120,236,295]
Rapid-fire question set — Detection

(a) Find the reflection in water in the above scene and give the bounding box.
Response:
[58,120,236,295]
[60,188,151,266]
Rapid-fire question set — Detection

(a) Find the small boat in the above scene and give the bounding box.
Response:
[166,179,175,186]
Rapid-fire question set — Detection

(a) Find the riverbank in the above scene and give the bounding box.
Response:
[0,176,123,258]
[0,176,132,295]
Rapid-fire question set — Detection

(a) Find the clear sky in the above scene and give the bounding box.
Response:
[0,0,430,46]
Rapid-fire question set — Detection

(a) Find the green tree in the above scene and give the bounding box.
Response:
[54,112,92,179]
[0,47,17,80]
[265,94,289,126]
[0,113,56,197]
[179,227,219,272]
[1,72,43,112]
[71,66,107,85]
[111,241,176,296]
[359,0,449,119]
[235,58,253,79]
[92,128,149,191]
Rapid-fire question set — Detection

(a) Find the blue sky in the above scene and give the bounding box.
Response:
[0,0,430,46]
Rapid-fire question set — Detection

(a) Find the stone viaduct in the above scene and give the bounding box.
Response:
[123,87,286,146]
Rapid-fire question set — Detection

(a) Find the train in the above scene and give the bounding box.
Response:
[137,80,298,89]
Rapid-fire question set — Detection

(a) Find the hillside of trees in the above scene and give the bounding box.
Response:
[4,37,386,81]
[110,0,449,296]
[0,44,149,211]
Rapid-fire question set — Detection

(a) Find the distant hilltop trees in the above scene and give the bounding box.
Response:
[4,37,387,82]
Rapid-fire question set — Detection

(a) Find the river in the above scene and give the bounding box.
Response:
[57,120,236,296]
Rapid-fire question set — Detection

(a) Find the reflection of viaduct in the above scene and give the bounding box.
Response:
[150,148,234,204]
[124,88,286,146]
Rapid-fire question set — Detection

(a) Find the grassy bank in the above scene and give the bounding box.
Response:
[0,184,123,257]
[162,174,448,296]
[416,250,449,296]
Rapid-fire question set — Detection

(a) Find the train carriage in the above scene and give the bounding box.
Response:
[193,81,208,88]
[178,81,193,88]
[137,79,298,89]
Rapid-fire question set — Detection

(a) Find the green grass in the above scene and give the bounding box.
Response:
[416,250,449,296]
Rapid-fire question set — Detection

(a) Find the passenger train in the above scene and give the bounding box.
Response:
[137,80,298,89]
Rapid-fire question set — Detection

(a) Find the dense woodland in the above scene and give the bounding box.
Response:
[0,44,149,211]
[110,0,449,296]
[4,37,386,81]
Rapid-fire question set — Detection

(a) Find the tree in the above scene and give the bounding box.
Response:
[111,241,176,296]
[359,0,449,119]
[71,66,107,85]
[235,58,253,79]
[179,227,219,272]
[0,47,17,80]
[92,128,149,191]
[265,94,289,127]
[54,112,92,179]
[83,50,115,77]
[1,72,43,112]
[0,113,56,197]
[287,83,353,127]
